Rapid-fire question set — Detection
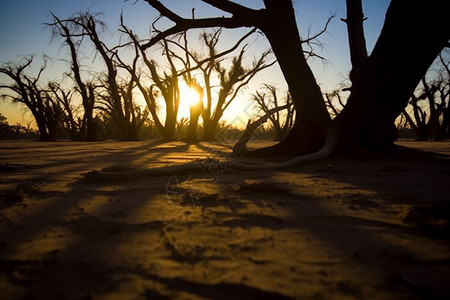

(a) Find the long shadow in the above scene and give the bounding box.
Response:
[1,140,449,299]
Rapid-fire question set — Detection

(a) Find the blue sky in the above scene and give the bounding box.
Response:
[0,0,390,126]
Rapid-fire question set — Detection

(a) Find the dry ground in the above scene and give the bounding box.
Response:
[0,139,449,299]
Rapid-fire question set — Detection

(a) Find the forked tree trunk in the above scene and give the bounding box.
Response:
[261,0,449,156]
[335,0,450,154]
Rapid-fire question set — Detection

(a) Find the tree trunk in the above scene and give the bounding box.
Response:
[163,111,177,141]
[187,103,202,142]
[254,0,331,156]
[187,114,200,142]
[335,0,450,154]
[141,0,449,158]
[343,0,367,85]
[202,111,223,141]
[201,122,216,141]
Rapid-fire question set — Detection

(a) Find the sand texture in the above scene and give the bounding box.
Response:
[1,140,449,299]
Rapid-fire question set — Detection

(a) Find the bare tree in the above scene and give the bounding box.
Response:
[324,83,349,119]
[163,28,273,141]
[200,33,274,140]
[47,81,79,140]
[335,0,449,154]
[435,53,450,140]
[141,0,331,155]
[402,54,450,141]
[113,75,149,141]
[147,42,181,141]
[121,19,271,141]
[46,14,98,141]
[0,57,61,141]
[161,28,275,141]
[140,0,450,159]
[251,84,294,141]
[56,12,147,140]
[120,20,181,140]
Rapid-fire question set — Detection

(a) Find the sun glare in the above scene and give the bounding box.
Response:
[180,81,202,107]
[175,80,252,128]
[178,81,202,119]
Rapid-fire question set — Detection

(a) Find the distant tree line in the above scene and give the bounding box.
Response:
[0,12,275,142]
[1,3,449,144]
[0,112,39,139]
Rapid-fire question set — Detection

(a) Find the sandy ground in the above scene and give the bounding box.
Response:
[0,139,449,299]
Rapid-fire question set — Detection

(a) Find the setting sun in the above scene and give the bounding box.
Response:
[180,81,202,107]
[178,81,203,119]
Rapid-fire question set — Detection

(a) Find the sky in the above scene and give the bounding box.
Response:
[0,0,391,127]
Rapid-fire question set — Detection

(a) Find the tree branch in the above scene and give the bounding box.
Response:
[200,0,260,15]
[302,14,335,43]
[140,0,259,50]
[141,17,251,50]
[165,28,258,79]
[142,0,184,23]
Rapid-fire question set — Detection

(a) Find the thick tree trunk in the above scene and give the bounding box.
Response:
[335,0,450,154]
[142,0,449,159]
[201,115,221,141]
[253,0,331,156]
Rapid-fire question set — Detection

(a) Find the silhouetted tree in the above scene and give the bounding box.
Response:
[171,32,204,142]
[122,20,271,141]
[115,76,149,141]
[163,28,273,141]
[47,81,79,140]
[402,53,450,140]
[141,0,329,155]
[0,57,61,141]
[251,84,294,141]
[0,113,39,139]
[324,82,350,118]
[120,21,181,140]
[141,0,450,158]
[435,54,450,140]
[335,0,449,154]
[146,41,181,141]
[59,12,146,140]
[198,30,274,140]
[47,14,99,141]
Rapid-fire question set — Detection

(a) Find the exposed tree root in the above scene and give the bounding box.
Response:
[83,126,339,183]
[231,125,338,171]
[82,128,448,184]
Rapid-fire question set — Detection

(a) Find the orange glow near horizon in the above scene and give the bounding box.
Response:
[177,81,203,120]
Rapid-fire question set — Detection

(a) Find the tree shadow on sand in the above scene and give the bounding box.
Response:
[1,141,450,299]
